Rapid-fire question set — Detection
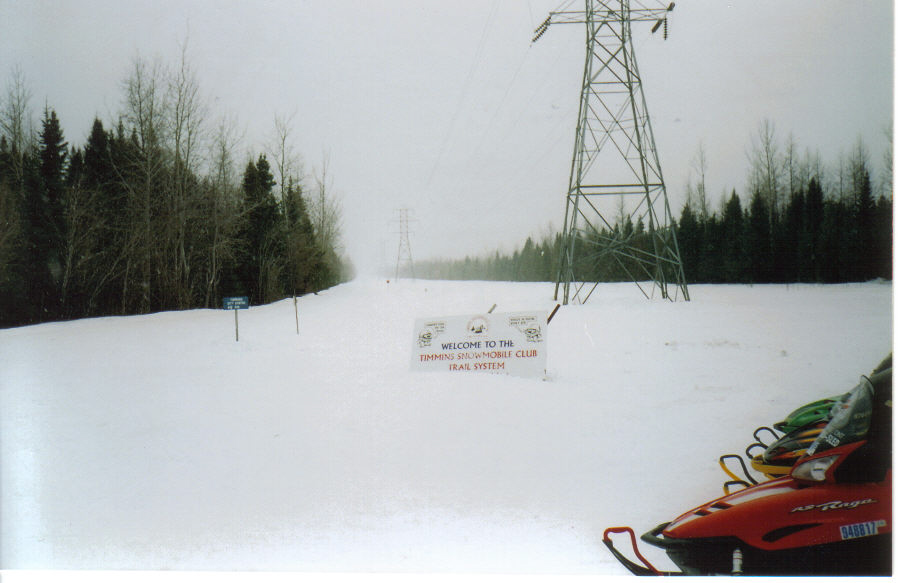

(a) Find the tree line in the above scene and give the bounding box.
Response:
[415,124,892,286]
[0,58,349,328]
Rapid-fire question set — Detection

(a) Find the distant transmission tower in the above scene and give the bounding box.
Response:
[395,208,416,280]
[533,0,689,304]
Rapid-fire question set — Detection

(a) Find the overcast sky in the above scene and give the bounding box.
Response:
[1,0,893,274]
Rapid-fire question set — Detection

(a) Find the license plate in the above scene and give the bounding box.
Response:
[840,520,885,540]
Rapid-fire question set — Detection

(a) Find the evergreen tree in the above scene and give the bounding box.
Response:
[804,178,825,282]
[677,203,701,283]
[283,180,322,294]
[84,119,113,188]
[747,189,772,283]
[872,194,892,279]
[21,147,51,321]
[38,107,68,308]
[701,214,724,283]
[237,154,282,303]
[81,118,129,316]
[820,199,850,283]
[720,190,746,282]
[853,167,875,280]
[779,188,805,281]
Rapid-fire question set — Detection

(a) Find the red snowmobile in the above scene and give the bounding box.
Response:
[604,362,892,576]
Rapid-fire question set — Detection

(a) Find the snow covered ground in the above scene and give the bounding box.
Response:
[1,278,892,574]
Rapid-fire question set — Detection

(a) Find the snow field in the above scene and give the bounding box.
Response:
[1,278,892,574]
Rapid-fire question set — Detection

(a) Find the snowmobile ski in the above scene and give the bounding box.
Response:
[602,526,682,576]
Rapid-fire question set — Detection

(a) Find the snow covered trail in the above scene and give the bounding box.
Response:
[1,279,891,573]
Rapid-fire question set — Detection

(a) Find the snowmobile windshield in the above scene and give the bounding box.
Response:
[806,377,874,457]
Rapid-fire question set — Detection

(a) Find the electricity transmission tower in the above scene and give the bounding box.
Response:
[533,0,689,304]
[395,208,415,280]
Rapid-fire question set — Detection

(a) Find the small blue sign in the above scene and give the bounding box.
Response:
[223,296,249,310]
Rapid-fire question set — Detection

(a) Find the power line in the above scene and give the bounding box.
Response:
[423,0,500,191]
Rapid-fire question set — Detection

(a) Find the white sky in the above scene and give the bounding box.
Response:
[1,0,893,274]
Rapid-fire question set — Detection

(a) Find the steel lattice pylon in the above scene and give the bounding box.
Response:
[395,208,415,280]
[535,0,689,304]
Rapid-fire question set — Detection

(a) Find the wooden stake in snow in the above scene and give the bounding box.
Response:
[294,295,300,335]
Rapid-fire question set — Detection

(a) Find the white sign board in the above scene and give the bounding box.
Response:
[411,310,547,378]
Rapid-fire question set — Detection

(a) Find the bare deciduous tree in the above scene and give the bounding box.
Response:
[748,119,783,222]
[202,115,244,306]
[59,170,103,315]
[119,55,169,313]
[166,40,209,308]
[310,153,342,254]
[0,179,20,280]
[268,111,303,204]
[1,65,33,181]
[691,142,709,220]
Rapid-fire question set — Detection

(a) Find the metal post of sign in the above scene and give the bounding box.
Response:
[294,295,299,335]
[223,296,249,342]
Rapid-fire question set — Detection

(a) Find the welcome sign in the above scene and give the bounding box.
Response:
[411,310,547,378]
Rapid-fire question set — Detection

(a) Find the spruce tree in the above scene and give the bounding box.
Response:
[853,168,875,280]
[677,204,701,283]
[21,148,51,321]
[38,107,68,297]
[820,199,849,283]
[804,178,825,282]
[747,190,772,283]
[721,190,746,282]
[781,189,805,281]
[283,180,322,294]
[872,195,892,279]
[237,154,283,303]
[81,118,128,316]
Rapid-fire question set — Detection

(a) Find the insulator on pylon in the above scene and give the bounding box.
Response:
[663,18,668,40]
[532,17,551,43]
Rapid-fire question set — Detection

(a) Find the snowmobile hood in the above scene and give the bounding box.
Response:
[749,419,828,477]
[663,467,891,552]
[805,374,877,457]
[773,396,839,433]
[760,419,827,465]
[770,355,890,434]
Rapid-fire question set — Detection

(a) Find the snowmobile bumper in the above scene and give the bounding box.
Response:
[639,522,744,575]
[640,521,892,576]
[602,526,683,576]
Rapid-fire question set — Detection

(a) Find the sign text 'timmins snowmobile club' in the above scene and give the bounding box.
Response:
[411,311,546,378]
